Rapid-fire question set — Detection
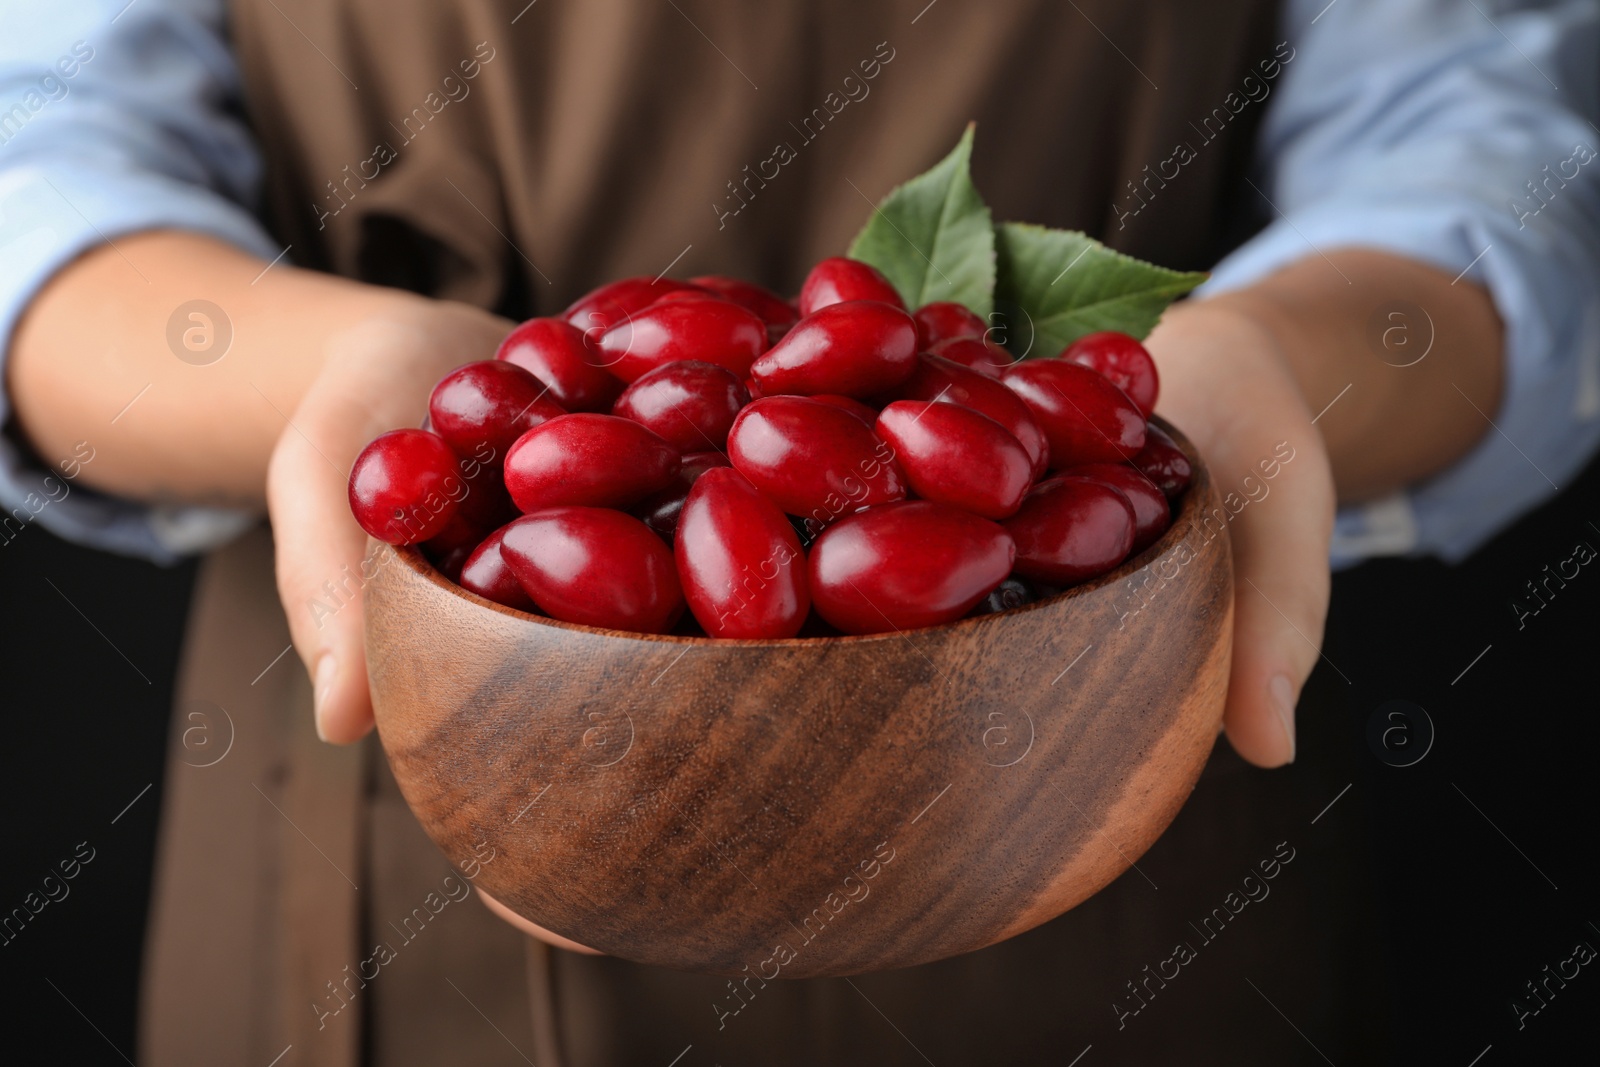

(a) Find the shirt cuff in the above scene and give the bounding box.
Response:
[0,158,280,563]
[1200,191,1600,566]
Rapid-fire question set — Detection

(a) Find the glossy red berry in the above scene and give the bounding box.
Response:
[798,257,905,315]
[929,335,1012,379]
[676,468,810,638]
[1061,331,1160,417]
[592,299,767,383]
[727,397,905,524]
[504,414,680,512]
[751,300,918,399]
[809,394,880,426]
[875,401,1032,520]
[689,275,799,328]
[499,508,683,633]
[809,501,1015,634]
[495,317,624,413]
[1132,423,1193,498]
[348,429,464,544]
[612,360,750,453]
[428,360,567,458]
[1062,463,1171,554]
[1001,360,1146,466]
[1004,477,1136,585]
[894,354,1049,479]
[635,451,731,541]
[563,276,699,339]
[913,302,987,348]
[646,289,725,308]
[458,524,537,611]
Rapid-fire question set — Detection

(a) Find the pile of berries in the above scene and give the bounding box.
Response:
[348,257,1192,637]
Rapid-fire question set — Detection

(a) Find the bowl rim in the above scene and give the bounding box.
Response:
[383,416,1215,647]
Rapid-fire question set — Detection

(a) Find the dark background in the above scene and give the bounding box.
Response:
[1,453,1596,1063]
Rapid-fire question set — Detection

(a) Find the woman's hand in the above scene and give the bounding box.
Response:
[9,231,514,743]
[1144,300,1335,766]
[266,299,513,742]
[1145,248,1503,767]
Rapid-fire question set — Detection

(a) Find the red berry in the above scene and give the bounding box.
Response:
[894,354,1049,479]
[422,511,486,581]
[929,336,1012,379]
[1001,360,1146,465]
[727,397,905,525]
[798,257,905,315]
[504,413,680,511]
[646,288,725,308]
[563,276,699,339]
[809,501,1014,634]
[875,401,1032,520]
[612,360,750,453]
[1003,477,1136,585]
[676,468,810,638]
[1061,331,1159,417]
[454,459,518,531]
[689,275,800,328]
[348,429,464,544]
[428,360,567,458]
[458,524,537,612]
[750,301,918,399]
[1132,423,1193,498]
[499,508,683,633]
[495,318,624,413]
[635,451,731,541]
[1061,463,1170,554]
[913,302,987,348]
[592,299,767,383]
[809,394,880,426]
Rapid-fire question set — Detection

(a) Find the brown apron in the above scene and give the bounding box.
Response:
[142,2,1386,1063]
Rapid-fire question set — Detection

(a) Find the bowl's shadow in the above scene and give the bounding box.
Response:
[365,418,1233,977]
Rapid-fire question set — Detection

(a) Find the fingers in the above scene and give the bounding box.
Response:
[476,888,604,954]
[1147,303,1336,768]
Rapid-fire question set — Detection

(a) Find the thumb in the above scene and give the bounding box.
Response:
[266,395,381,744]
[266,318,443,743]
[1216,429,1334,767]
[267,303,516,742]
[1147,304,1336,768]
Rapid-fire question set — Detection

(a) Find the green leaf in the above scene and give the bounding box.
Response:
[846,124,995,318]
[993,222,1207,356]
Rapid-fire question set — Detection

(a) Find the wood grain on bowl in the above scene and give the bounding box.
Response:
[365,419,1232,978]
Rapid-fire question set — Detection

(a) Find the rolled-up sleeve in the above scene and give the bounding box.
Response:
[1203,0,1600,565]
[0,0,277,563]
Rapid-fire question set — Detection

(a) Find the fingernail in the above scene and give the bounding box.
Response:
[1269,674,1297,764]
[314,653,337,742]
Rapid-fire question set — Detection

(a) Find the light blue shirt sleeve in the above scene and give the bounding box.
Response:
[1204,0,1600,566]
[0,0,275,564]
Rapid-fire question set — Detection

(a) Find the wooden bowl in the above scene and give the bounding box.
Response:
[365,419,1232,978]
